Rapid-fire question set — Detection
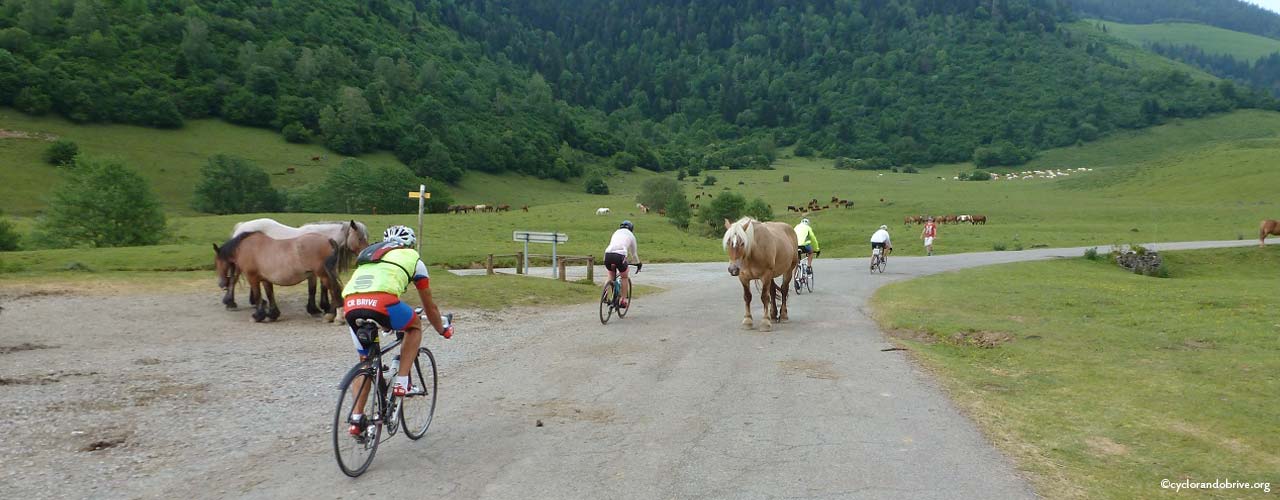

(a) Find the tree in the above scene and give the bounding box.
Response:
[745,198,772,222]
[702,175,718,186]
[34,158,166,248]
[411,140,463,184]
[0,209,19,251]
[192,155,285,214]
[584,173,609,194]
[636,177,683,211]
[44,139,79,166]
[697,192,746,236]
[282,122,311,143]
[292,159,452,214]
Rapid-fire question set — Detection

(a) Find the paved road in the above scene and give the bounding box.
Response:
[211,240,1266,498]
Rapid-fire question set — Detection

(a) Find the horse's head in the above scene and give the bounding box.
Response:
[722,217,754,277]
[213,243,232,290]
[346,220,370,252]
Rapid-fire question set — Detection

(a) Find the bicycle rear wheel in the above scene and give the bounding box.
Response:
[599,281,615,324]
[617,278,633,318]
[333,362,383,477]
[401,347,438,440]
[869,255,879,274]
[877,257,887,274]
[805,267,814,292]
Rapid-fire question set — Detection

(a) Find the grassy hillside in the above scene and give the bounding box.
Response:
[874,247,1280,498]
[1094,20,1280,61]
[4,109,1280,279]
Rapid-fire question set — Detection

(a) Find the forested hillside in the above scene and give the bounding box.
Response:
[1069,0,1280,39]
[0,0,1270,177]
[1149,44,1280,96]
[443,0,1263,167]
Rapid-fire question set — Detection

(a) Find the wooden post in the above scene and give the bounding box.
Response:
[516,252,524,275]
[558,258,567,282]
[587,256,594,282]
[486,254,494,275]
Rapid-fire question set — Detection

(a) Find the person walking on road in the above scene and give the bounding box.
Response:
[921,217,937,256]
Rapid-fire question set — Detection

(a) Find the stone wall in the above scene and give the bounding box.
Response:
[1116,250,1162,275]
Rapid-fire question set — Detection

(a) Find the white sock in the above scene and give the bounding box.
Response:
[395,375,409,387]
[351,413,363,421]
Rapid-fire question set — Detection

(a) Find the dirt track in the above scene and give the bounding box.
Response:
[0,240,1264,499]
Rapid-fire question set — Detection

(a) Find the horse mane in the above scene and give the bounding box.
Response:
[217,231,256,261]
[305,220,367,275]
[722,216,757,255]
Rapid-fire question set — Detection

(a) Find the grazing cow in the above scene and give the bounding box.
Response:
[637,203,649,214]
[695,193,702,199]
[840,200,852,208]
[971,215,987,225]
[311,156,321,162]
[497,204,511,212]
[475,204,488,213]
[522,205,529,212]
[957,215,971,223]
[787,205,799,212]
[596,207,611,216]
[831,196,839,203]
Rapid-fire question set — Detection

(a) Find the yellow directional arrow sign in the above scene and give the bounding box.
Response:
[407,191,431,199]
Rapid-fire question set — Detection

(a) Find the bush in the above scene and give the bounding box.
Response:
[959,171,992,181]
[782,174,790,182]
[745,198,772,221]
[410,141,463,184]
[44,139,79,166]
[611,151,638,172]
[702,175,718,186]
[0,210,19,251]
[282,122,311,143]
[993,242,1007,251]
[33,157,166,248]
[192,155,285,214]
[636,177,682,212]
[584,174,609,195]
[666,193,692,229]
[972,142,1034,167]
[291,159,451,214]
[1084,247,1099,260]
[697,192,746,235]
[902,166,919,174]
[677,169,687,181]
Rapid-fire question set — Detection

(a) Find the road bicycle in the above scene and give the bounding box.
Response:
[600,263,641,324]
[332,310,451,477]
[793,249,815,294]
[870,247,889,274]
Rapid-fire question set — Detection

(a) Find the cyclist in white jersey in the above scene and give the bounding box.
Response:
[870,224,893,262]
[603,220,642,308]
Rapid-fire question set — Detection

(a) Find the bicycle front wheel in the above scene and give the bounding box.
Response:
[617,278,633,318]
[333,362,383,477]
[599,281,615,324]
[401,347,438,440]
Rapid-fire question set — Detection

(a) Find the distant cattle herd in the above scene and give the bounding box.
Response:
[904,214,987,225]
[786,196,854,213]
[448,203,525,213]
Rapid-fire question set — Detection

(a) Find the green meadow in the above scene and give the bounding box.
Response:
[1092,19,1280,62]
[873,247,1280,499]
[3,109,1280,280]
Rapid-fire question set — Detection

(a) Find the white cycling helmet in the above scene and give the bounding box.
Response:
[879,225,888,230]
[801,218,810,225]
[383,225,416,247]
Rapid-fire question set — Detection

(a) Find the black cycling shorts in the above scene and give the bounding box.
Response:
[871,242,887,250]
[604,252,629,273]
[798,244,813,254]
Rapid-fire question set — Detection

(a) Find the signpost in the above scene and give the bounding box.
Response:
[408,186,430,253]
[513,231,569,278]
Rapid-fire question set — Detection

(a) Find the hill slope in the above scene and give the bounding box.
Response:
[1095,20,1280,61]
[1069,0,1280,39]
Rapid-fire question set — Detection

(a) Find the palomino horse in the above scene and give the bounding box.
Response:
[1261,220,1280,247]
[723,217,798,331]
[226,219,368,313]
[214,232,344,323]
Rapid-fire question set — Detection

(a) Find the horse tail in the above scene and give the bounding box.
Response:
[324,240,342,288]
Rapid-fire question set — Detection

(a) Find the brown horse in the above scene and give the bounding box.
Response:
[723,217,798,331]
[1261,220,1280,247]
[214,232,344,323]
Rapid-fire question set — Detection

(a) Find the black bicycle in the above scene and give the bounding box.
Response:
[794,249,816,294]
[600,263,641,324]
[332,311,450,477]
[870,247,889,274]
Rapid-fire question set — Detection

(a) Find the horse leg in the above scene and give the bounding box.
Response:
[321,268,341,324]
[222,268,239,310]
[265,282,281,321]
[741,281,754,329]
[305,275,321,316]
[319,280,332,314]
[760,279,774,332]
[780,268,793,322]
[249,276,267,323]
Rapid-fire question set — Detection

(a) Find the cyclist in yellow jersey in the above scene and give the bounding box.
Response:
[341,225,451,436]
[794,218,820,274]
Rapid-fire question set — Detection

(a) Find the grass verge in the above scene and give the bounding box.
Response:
[872,247,1280,499]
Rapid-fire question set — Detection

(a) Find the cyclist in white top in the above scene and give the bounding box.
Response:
[870,224,893,262]
[603,220,642,308]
